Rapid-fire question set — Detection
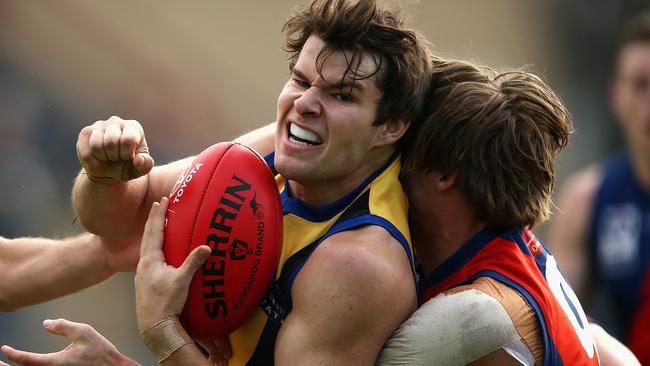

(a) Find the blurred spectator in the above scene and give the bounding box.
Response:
[0,69,63,237]
[549,0,649,168]
[550,12,650,365]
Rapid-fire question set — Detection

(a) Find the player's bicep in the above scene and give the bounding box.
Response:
[276,227,416,366]
[274,289,366,365]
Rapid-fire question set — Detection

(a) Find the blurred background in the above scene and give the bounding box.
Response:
[0,0,647,363]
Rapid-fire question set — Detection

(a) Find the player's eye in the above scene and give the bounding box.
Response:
[333,93,353,102]
[293,78,310,89]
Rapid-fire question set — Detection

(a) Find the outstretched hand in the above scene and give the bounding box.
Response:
[1,319,139,366]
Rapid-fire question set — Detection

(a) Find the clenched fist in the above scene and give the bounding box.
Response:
[77,116,155,185]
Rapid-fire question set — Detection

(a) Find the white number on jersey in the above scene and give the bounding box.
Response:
[545,255,597,358]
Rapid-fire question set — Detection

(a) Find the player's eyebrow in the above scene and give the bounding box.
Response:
[292,66,366,92]
[332,79,366,93]
[291,67,310,83]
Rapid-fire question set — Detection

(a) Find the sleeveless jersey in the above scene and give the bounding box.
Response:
[227,152,414,366]
[419,227,600,366]
[589,153,650,363]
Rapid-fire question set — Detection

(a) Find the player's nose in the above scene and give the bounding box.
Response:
[294,87,322,117]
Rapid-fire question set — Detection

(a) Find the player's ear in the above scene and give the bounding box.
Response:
[373,117,410,147]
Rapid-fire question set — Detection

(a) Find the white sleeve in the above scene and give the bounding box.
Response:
[375,289,532,366]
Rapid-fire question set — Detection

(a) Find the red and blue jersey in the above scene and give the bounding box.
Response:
[589,153,650,364]
[419,227,600,366]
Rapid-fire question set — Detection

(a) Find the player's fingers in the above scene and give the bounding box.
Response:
[197,340,218,357]
[132,145,155,178]
[77,126,102,170]
[177,245,211,284]
[198,340,228,366]
[1,345,61,366]
[140,198,168,260]
[213,337,233,360]
[120,121,153,179]
[208,354,227,366]
[88,124,109,162]
[103,123,123,162]
[119,123,143,161]
[42,318,92,342]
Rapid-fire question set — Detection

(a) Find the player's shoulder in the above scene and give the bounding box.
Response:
[318,225,410,275]
[298,225,415,302]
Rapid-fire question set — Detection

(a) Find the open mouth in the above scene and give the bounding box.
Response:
[288,122,323,146]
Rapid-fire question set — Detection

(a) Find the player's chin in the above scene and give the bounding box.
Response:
[275,158,316,182]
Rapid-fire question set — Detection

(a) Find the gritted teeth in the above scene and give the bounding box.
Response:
[289,123,322,145]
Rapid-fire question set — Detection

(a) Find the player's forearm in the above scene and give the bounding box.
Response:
[0,234,114,311]
[590,323,640,366]
[73,171,151,240]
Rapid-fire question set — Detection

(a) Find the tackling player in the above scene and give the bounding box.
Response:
[377,58,608,365]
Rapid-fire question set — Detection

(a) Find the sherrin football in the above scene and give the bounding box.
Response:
[163,142,282,340]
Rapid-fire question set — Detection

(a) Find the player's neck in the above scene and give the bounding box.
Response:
[287,148,395,207]
[629,147,650,192]
[413,195,485,274]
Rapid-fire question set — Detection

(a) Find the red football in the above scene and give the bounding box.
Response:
[163,142,282,340]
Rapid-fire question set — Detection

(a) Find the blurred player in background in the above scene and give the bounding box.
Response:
[549,12,650,365]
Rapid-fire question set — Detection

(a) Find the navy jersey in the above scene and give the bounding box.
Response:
[589,153,650,362]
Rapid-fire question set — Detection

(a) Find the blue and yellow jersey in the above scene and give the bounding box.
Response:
[227,152,414,365]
